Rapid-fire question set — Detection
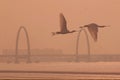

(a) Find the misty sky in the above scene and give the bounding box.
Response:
[0,0,120,54]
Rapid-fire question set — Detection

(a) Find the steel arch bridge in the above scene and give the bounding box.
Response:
[76,28,90,62]
[15,26,31,63]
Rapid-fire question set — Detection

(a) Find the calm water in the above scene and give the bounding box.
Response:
[0,62,120,79]
[0,72,120,79]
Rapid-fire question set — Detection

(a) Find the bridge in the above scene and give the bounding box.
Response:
[0,55,120,63]
[1,26,118,63]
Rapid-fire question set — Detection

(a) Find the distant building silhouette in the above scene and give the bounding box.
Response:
[2,49,63,56]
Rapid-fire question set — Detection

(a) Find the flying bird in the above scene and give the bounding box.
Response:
[52,13,76,35]
[80,23,108,42]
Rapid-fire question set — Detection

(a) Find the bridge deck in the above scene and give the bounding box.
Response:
[0,55,120,63]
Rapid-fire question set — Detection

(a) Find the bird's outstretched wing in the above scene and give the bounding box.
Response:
[87,25,98,42]
[59,13,68,32]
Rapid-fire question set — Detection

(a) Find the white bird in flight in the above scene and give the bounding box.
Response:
[80,23,109,42]
[52,13,76,35]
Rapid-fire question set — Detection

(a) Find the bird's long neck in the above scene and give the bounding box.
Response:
[99,26,106,28]
[70,30,76,33]
[52,32,61,35]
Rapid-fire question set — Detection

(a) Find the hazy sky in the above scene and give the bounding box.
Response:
[0,0,120,54]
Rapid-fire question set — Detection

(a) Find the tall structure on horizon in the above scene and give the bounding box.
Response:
[15,26,31,63]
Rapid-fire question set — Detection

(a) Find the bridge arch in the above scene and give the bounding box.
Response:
[76,28,90,62]
[15,26,31,63]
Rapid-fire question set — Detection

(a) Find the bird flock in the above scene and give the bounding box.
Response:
[52,13,109,42]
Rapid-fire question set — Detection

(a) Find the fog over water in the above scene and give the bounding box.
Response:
[0,0,120,54]
[0,0,120,79]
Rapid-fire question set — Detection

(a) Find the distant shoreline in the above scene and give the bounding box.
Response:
[0,70,120,75]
